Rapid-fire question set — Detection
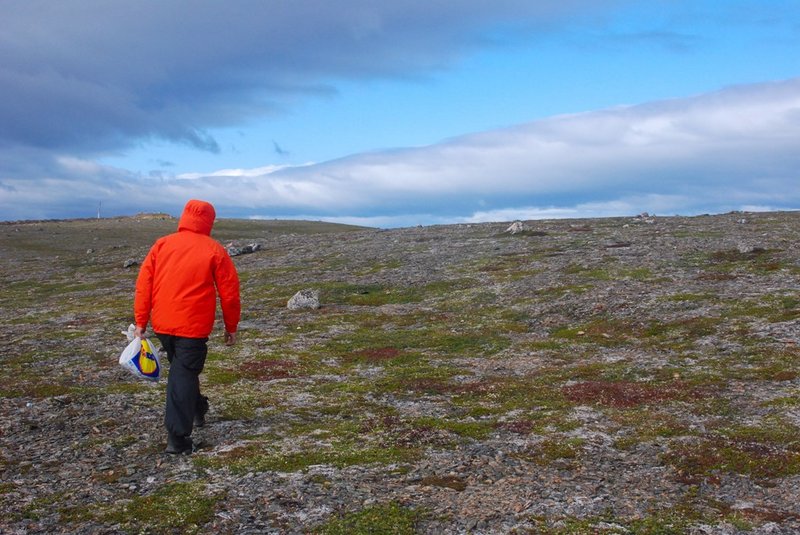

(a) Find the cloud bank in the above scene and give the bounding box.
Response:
[2,78,798,225]
[0,0,602,155]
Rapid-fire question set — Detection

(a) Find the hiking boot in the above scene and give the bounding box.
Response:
[165,435,195,455]
[194,395,209,427]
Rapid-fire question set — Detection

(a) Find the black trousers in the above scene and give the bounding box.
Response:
[156,334,208,438]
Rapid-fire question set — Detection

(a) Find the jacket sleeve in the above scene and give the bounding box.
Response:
[214,248,241,333]
[134,246,156,329]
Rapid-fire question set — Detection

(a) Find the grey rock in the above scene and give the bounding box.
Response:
[287,289,321,310]
[505,221,526,235]
[736,242,764,254]
[227,243,262,257]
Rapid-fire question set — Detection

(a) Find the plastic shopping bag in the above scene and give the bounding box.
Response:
[119,324,161,381]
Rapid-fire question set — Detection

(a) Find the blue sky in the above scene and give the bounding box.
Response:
[1,1,798,227]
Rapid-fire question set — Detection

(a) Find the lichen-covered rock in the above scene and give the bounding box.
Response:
[287,288,321,310]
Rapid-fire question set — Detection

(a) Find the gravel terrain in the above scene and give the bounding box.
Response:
[1,211,799,534]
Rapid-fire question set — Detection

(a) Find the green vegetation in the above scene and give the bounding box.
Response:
[319,320,511,360]
[526,437,586,465]
[316,279,475,306]
[612,409,692,450]
[724,294,800,323]
[551,315,723,350]
[314,502,422,535]
[100,481,221,533]
[194,434,419,474]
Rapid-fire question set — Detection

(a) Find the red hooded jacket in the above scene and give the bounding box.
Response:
[134,200,241,338]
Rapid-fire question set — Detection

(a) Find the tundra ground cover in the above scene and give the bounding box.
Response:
[1,211,799,533]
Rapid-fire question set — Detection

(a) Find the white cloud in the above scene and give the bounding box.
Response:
[460,195,686,223]
[738,204,784,213]
[176,164,312,180]
[194,78,800,217]
[215,78,799,214]
[1,78,799,225]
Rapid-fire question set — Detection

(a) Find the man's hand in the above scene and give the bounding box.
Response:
[134,325,146,339]
[224,331,237,346]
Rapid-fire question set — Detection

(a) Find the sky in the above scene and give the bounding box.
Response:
[1,0,799,227]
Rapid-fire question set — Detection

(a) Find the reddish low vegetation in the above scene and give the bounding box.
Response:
[562,380,708,408]
[240,359,298,380]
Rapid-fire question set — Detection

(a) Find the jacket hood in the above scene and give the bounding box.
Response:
[178,199,216,235]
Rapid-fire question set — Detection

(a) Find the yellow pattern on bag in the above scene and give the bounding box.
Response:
[138,338,158,375]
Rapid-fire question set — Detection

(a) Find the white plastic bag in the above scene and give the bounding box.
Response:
[119,324,161,381]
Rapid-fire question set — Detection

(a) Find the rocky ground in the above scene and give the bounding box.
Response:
[1,211,799,534]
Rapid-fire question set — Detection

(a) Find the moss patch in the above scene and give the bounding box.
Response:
[195,439,418,474]
[100,481,221,533]
[524,437,585,465]
[314,502,422,535]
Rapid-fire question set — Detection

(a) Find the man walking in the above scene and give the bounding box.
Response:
[134,199,240,454]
